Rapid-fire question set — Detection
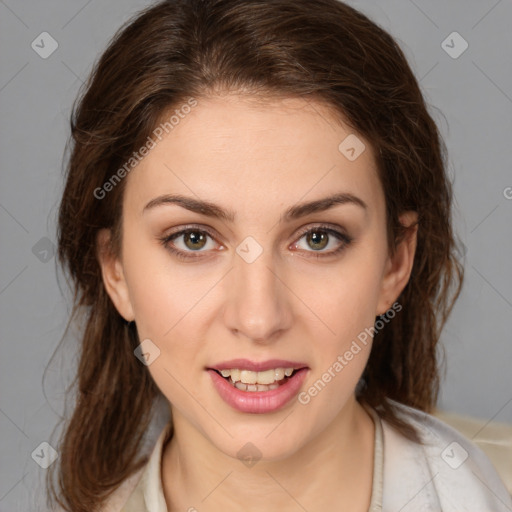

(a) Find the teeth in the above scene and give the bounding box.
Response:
[230,369,241,382]
[235,381,280,392]
[218,367,296,385]
[241,370,258,384]
[274,368,285,380]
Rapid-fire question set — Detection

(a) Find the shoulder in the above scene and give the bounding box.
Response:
[379,400,512,511]
[101,420,173,512]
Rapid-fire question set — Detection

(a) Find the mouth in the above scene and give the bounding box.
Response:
[206,362,310,413]
[211,367,303,392]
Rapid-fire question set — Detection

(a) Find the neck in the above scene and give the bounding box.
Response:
[161,397,375,512]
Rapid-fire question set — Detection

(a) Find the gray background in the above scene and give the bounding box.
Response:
[1,0,511,510]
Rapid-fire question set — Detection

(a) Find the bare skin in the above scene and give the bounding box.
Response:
[98,93,417,511]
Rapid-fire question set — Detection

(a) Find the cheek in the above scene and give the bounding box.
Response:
[121,230,202,337]
[120,232,214,376]
[297,248,385,345]
[292,242,385,405]
[295,274,378,416]
[122,247,207,401]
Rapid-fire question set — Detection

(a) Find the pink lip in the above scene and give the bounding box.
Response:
[207,367,309,414]
[208,358,308,372]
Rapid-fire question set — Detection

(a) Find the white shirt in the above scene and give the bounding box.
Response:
[111,400,512,511]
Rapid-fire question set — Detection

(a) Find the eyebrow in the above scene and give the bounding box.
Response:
[142,192,367,222]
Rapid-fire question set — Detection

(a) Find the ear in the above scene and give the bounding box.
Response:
[376,211,418,316]
[96,228,135,322]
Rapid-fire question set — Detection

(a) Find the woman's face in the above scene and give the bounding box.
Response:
[99,94,416,460]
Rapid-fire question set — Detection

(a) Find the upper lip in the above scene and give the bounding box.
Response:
[208,359,309,372]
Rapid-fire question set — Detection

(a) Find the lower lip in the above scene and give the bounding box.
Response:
[207,368,309,414]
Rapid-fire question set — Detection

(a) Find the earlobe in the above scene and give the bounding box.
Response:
[376,211,418,316]
[96,229,135,322]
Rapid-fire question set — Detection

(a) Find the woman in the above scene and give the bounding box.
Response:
[48,0,512,511]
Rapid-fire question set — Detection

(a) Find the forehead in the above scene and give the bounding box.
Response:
[123,94,383,218]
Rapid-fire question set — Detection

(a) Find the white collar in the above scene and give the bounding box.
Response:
[120,402,512,511]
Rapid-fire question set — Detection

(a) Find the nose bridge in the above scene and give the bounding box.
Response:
[223,237,291,341]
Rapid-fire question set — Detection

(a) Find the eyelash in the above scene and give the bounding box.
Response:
[158,224,353,262]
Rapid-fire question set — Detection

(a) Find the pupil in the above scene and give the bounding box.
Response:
[308,231,328,250]
[185,231,206,250]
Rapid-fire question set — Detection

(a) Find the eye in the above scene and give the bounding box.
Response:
[291,224,353,257]
[159,223,353,262]
[159,226,221,261]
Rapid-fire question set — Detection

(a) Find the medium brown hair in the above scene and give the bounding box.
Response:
[48,0,464,510]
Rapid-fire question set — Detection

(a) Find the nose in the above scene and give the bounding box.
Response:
[222,244,293,343]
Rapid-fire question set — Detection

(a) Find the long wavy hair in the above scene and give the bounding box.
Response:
[47,0,464,510]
